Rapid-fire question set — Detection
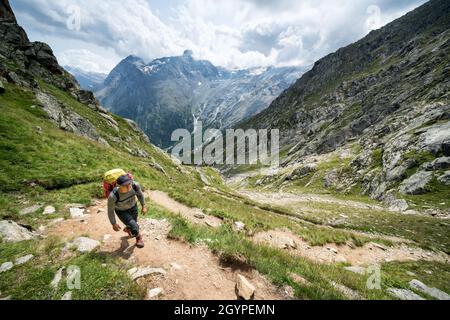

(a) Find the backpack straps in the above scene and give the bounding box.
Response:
[113,182,138,204]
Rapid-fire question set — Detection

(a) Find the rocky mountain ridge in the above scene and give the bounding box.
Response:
[94,50,305,148]
[237,0,450,213]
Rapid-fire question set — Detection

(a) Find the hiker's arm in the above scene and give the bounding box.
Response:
[135,183,146,207]
[107,193,117,225]
[135,182,147,213]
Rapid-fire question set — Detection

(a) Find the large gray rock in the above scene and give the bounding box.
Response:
[324,169,339,188]
[70,237,100,253]
[385,159,416,182]
[15,254,34,265]
[422,157,450,171]
[399,171,433,195]
[387,288,425,300]
[43,205,56,215]
[437,171,450,186]
[0,220,38,242]
[0,262,13,273]
[19,204,42,215]
[36,91,108,147]
[127,267,166,281]
[409,280,450,300]
[417,122,450,155]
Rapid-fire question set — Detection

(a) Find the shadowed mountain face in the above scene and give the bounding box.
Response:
[94,51,306,148]
[237,0,450,206]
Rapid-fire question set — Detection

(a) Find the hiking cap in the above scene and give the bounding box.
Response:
[117,174,133,186]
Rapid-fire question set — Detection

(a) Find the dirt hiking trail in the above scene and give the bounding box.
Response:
[47,192,287,300]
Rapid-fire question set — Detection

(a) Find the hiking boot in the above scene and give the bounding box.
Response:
[123,227,132,237]
[136,235,144,248]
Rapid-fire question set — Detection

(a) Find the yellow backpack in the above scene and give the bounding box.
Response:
[102,169,132,198]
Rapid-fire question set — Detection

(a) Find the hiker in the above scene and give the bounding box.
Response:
[107,174,148,248]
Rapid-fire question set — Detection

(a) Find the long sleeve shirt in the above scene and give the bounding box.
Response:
[107,182,145,225]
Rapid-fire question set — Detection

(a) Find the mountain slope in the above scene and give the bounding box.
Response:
[239,0,450,211]
[65,66,107,91]
[95,51,305,148]
[1,0,450,301]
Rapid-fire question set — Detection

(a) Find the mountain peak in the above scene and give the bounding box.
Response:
[183,50,194,56]
[0,0,17,23]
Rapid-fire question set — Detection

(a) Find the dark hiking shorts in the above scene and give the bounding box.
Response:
[115,205,139,237]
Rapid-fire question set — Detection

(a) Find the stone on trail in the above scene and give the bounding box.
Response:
[19,204,42,215]
[0,262,13,273]
[128,267,167,281]
[71,237,100,253]
[15,254,34,265]
[0,220,38,243]
[236,274,256,300]
[409,280,450,300]
[387,288,425,300]
[147,288,164,299]
[70,207,85,218]
[43,206,56,215]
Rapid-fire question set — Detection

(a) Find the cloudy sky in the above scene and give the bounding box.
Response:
[10,0,427,74]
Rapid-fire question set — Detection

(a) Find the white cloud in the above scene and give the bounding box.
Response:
[11,0,427,73]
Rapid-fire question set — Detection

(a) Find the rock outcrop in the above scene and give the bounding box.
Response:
[0,220,38,242]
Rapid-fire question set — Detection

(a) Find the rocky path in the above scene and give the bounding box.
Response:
[46,195,286,300]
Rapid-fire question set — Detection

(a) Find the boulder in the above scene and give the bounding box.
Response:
[70,207,85,218]
[236,274,256,300]
[15,254,34,265]
[43,205,56,215]
[286,165,316,180]
[385,159,415,182]
[324,169,339,188]
[149,161,167,176]
[387,288,425,300]
[0,262,13,273]
[0,220,38,242]
[71,237,100,253]
[19,204,42,215]
[417,121,450,155]
[399,171,433,195]
[409,280,450,300]
[388,198,409,212]
[422,157,450,171]
[437,171,450,186]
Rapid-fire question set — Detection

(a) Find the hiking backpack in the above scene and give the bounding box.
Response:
[102,168,134,198]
